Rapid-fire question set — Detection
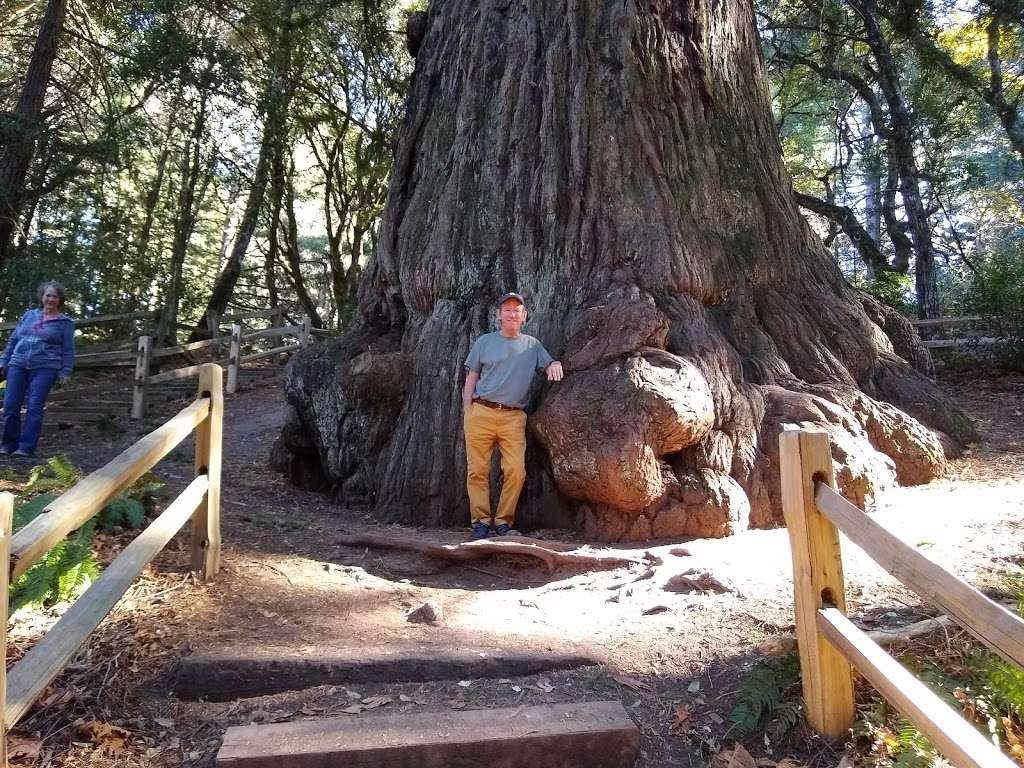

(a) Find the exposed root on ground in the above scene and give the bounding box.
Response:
[335,534,648,572]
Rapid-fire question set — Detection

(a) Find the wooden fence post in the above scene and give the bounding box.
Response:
[779,429,855,739]
[192,364,223,580]
[0,492,13,768]
[131,335,152,420]
[301,315,312,346]
[227,324,242,394]
[273,305,284,328]
[207,310,220,357]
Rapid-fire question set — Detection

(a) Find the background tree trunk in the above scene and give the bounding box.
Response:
[277,0,971,540]
[0,0,67,265]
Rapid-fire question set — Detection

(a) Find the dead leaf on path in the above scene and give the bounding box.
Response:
[36,686,74,710]
[75,719,130,755]
[669,704,692,733]
[776,759,807,768]
[536,679,555,692]
[399,694,427,705]
[8,734,41,762]
[612,674,653,694]
[711,743,756,768]
[340,704,366,714]
[1003,717,1024,763]
[361,695,392,709]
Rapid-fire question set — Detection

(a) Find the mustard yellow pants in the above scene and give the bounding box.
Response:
[464,402,527,527]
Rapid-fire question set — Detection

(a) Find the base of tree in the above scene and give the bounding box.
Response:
[271,0,974,543]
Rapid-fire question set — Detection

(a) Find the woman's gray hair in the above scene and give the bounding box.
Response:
[37,281,67,306]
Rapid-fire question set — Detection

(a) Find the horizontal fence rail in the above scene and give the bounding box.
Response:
[0,310,159,333]
[0,364,222,765]
[780,429,1019,768]
[132,311,309,418]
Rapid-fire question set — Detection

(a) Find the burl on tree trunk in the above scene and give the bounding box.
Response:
[272,0,973,541]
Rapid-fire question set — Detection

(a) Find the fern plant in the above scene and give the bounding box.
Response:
[8,456,161,613]
[729,654,803,737]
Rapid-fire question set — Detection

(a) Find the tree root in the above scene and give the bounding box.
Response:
[335,534,646,572]
[756,615,957,656]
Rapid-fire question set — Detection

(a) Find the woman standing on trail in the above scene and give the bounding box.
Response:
[0,282,75,457]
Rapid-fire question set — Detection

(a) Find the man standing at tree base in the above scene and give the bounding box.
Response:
[462,292,563,539]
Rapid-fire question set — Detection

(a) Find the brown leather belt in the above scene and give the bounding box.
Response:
[474,399,522,411]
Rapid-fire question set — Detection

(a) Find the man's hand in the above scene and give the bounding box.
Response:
[546,361,563,382]
[59,375,70,387]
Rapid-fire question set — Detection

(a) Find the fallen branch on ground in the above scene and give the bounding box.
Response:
[756,615,958,656]
[335,534,645,572]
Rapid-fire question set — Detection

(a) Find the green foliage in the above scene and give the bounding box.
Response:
[10,521,99,613]
[852,271,915,313]
[9,456,160,613]
[853,570,1024,766]
[729,654,803,738]
[97,497,146,531]
[944,238,1024,369]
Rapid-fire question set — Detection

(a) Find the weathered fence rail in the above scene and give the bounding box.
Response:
[0,363,222,767]
[132,314,310,417]
[910,316,1005,349]
[780,429,1021,768]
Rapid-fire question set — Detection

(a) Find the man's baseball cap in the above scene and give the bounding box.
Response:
[497,292,526,307]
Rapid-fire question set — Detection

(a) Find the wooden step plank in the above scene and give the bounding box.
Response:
[173,651,598,700]
[216,701,639,768]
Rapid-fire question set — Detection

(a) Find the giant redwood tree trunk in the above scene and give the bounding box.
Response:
[274,0,972,540]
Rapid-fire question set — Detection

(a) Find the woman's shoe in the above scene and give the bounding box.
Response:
[12,449,33,458]
[0,445,13,455]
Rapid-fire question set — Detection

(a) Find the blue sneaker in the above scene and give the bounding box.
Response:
[470,522,491,540]
[494,524,520,537]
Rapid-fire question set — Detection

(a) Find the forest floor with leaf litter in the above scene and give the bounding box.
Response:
[0,365,1021,768]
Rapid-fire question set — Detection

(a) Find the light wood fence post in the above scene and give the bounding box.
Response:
[191,364,223,580]
[207,310,220,357]
[131,335,152,420]
[779,429,855,739]
[301,315,312,346]
[0,492,13,768]
[227,324,242,394]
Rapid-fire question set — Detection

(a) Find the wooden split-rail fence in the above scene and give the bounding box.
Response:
[0,363,223,767]
[780,429,1024,768]
[130,309,316,419]
[1,307,321,424]
[910,316,1004,349]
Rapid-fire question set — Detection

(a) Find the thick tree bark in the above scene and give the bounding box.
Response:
[0,0,67,265]
[276,0,971,541]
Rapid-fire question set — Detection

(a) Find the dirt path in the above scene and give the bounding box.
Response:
[5,368,1023,767]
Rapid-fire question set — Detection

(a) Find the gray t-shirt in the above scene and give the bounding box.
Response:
[465,332,554,408]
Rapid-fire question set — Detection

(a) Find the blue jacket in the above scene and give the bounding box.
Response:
[1,309,75,378]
